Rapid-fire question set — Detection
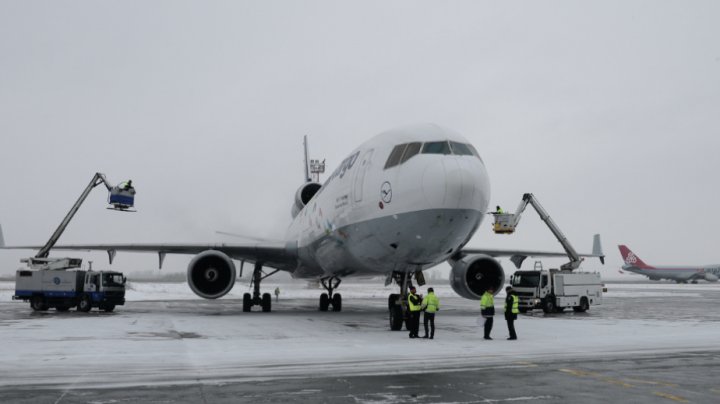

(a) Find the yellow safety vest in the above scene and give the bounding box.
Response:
[504,294,519,314]
[480,292,494,308]
[408,292,421,312]
[422,293,440,313]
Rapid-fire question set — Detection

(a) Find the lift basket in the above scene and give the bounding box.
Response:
[492,213,517,234]
[108,185,135,210]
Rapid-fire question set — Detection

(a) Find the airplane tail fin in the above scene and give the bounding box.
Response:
[592,234,605,264]
[618,245,652,269]
[0,223,5,248]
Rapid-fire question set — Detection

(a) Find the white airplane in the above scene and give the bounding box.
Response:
[2,124,603,329]
[619,245,719,283]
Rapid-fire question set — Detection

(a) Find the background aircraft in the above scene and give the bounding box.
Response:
[618,245,719,283]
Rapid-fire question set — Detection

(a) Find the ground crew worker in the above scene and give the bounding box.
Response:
[407,286,422,339]
[504,286,519,340]
[421,287,440,339]
[495,205,504,214]
[480,287,495,340]
[274,287,280,302]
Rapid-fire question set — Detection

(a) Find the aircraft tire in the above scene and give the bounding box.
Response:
[331,293,342,312]
[388,293,399,310]
[319,293,330,311]
[261,293,272,312]
[389,304,403,331]
[243,293,252,312]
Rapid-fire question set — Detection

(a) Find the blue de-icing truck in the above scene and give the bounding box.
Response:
[14,267,126,312]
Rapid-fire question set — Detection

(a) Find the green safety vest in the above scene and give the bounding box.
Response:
[422,293,440,313]
[480,292,494,309]
[505,294,519,314]
[407,292,421,312]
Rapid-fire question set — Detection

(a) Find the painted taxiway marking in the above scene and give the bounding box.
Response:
[653,392,688,403]
[557,369,634,388]
[625,378,678,388]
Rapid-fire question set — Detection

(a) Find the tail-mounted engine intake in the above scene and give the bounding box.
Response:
[449,254,505,300]
[187,250,236,299]
[291,182,322,218]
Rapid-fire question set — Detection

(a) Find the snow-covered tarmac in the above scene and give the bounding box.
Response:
[1,281,719,403]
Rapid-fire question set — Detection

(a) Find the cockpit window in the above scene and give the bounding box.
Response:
[384,144,408,169]
[400,142,422,164]
[422,141,451,155]
[449,141,473,156]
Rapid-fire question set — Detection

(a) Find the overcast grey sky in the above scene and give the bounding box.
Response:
[1,1,719,280]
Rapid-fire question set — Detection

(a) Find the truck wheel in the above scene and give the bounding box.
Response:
[31,296,46,311]
[78,294,92,312]
[542,299,556,314]
[573,297,589,313]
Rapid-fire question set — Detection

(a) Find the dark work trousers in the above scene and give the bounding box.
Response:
[505,313,517,339]
[423,312,435,338]
[409,311,421,337]
[483,316,494,338]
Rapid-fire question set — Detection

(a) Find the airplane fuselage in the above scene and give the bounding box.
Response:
[285,124,491,279]
[622,264,720,282]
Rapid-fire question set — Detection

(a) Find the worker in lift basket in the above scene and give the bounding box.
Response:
[480,287,495,340]
[495,205,503,214]
[421,287,440,339]
[407,286,422,339]
[504,286,519,340]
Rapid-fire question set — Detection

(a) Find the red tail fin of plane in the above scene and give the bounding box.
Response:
[618,245,653,269]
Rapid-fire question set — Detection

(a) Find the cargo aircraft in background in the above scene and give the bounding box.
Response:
[2,124,604,330]
[619,245,719,284]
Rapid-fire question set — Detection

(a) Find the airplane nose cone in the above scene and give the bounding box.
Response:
[422,157,489,211]
[422,160,446,206]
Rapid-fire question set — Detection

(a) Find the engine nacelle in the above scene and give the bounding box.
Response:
[187,250,236,299]
[291,182,322,218]
[705,273,718,282]
[449,254,505,300]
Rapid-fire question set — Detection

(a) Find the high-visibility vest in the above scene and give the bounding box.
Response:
[505,294,519,314]
[408,293,421,312]
[422,293,440,313]
[480,292,494,309]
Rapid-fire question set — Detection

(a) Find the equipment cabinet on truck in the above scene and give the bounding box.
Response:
[14,269,126,312]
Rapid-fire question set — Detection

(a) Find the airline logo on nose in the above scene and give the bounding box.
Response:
[625,252,638,265]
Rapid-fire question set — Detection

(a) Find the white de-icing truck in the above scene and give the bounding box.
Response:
[7,172,134,313]
[14,266,126,312]
[510,267,603,313]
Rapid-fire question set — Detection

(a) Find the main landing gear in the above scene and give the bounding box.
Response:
[387,270,425,331]
[319,276,342,312]
[243,263,278,313]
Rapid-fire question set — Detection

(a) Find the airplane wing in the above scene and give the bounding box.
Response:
[459,234,605,269]
[1,241,297,271]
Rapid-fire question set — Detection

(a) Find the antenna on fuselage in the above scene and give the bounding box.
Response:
[303,135,326,183]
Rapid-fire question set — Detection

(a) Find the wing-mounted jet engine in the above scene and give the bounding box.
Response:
[187,250,236,299]
[448,254,505,299]
[291,182,322,218]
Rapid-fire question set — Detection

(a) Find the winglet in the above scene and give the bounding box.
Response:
[0,223,5,248]
[592,234,604,264]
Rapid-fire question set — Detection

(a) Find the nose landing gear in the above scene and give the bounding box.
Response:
[319,276,342,312]
[388,270,425,331]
